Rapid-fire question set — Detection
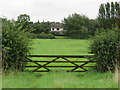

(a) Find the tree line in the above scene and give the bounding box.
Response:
[63,1,120,39]
[98,2,120,29]
[1,2,120,39]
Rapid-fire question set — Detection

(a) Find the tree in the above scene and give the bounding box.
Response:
[17,14,35,33]
[39,21,51,33]
[62,13,96,39]
[98,2,120,29]
[32,21,51,34]
[80,26,89,39]
[88,19,99,36]
[17,14,30,23]
[111,2,115,18]
[105,2,110,19]
[63,13,89,30]
[115,2,120,28]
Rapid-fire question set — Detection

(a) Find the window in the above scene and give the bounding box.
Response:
[52,28,54,30]
[57,28,59,30]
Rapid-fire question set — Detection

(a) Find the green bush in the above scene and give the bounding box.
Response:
[37,32,55,39]
[65,29,89,39]
[65,30,80,39]
[2,18,31,72]
[27,33,38,39]
[91,28,120,72]
[51,31,65,36]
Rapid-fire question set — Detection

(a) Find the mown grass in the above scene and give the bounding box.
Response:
[2,39,118,88]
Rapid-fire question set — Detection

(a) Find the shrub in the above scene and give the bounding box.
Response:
[2,18,31,72]
[27,33,38,39]
[65,29,89,39]
[51,31,65,36]
[37,32,55,39]
[65,30,81,39]
[91,28,120,72]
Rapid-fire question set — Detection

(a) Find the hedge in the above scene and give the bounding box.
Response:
[37,32,55,39]
[91,28,120,72]
[2,18,31,72]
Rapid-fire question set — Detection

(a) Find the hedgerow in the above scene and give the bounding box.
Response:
[91,28,120,72]
[2,18,31,72]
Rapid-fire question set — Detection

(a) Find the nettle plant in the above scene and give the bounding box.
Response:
[91,28,120,72]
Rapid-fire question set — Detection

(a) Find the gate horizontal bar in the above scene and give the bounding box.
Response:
[34,70,88,72]
[26,61,96,63]
[25,66,95,67]
[27,55,93,58]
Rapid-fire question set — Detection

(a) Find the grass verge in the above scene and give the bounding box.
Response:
[2,71,118,88]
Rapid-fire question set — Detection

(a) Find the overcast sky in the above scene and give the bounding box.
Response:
[0,0,119,22]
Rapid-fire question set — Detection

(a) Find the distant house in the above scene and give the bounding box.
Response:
[51,23,63,32]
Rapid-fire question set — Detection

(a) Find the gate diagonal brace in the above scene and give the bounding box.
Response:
[61,57,86,72]
[61,57,79,66]
[34,65,50,72]
[26,57,42,66]
[26,57,50,72]
[61,57,89,72]
[34,57,60,72]
[71,61,91,72]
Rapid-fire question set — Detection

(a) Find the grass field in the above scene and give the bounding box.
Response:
[31,39,91,55]
[2,39,118,88]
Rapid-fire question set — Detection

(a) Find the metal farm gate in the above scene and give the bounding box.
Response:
[24,55,96,72]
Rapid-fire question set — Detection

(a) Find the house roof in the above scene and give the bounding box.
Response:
[51,24,63,28]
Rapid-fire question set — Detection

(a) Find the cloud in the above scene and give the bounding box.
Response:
[0,0,119,22]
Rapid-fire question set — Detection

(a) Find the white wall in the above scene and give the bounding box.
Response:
[51,28,63,31]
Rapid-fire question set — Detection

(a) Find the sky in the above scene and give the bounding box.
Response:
[0,0,119,22]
